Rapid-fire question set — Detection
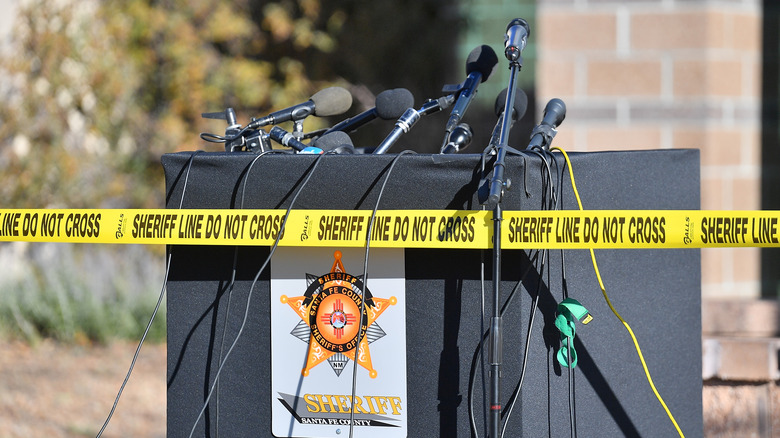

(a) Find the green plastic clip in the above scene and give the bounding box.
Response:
[555,298,592,369]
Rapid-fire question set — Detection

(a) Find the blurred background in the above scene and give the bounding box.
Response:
[0,0,778,436]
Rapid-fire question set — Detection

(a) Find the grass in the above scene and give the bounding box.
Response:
[0,242,166,344]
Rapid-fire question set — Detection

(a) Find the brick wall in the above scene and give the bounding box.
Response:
[537,0,763,299]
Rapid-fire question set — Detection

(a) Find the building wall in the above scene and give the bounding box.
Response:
[536,0,763,299]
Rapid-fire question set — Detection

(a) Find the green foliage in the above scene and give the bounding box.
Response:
[0,243,166,344]
[0,0,466,208]
[0,0,349,209]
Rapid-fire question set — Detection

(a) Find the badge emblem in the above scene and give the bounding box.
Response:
[280,250,397,378]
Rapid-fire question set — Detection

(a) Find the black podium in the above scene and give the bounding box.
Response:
[163,150,702,437]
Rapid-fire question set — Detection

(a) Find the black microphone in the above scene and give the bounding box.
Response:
[505,18,530,63]
[443,45,499,135]
[373,94,456,154]
[486,87,529,150]
[440,123,473,154]
[313,131,356,154]
[495,87,528,120]
[323,88,414,135]
[269,126,320,153]
[249,87,353,128]
[528,98,566,150]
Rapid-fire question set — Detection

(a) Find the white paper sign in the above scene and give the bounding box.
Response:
[271,247,407,438]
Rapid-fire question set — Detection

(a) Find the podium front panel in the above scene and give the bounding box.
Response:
[163,151,702,437]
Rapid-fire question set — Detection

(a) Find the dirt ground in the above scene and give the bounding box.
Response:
[0,339,166,438]
[0,338,774,437]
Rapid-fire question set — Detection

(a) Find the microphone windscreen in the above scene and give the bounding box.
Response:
[313,131,355,154]
[506,17,530,34]
[311,87,353,117]
[495,88,529,122]
[543,98,567,127]
[466,45,499,82]
[375,88,415,120]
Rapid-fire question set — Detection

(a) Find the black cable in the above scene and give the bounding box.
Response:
[213,150,282,437]
[201,123,261,145]
[498,150,558,437]
[200,132,227,143]
[214,247,238,437]
[95,255,171,438]
[473,156,491,438]
[188,152,328,438]
[467,250,540,437]
[567,333,576,438]
[539,148,577,438]
[348,150,415,438]
[476,250,489,438]
[499,248,546,438]
[95,150,203,438]
[469,150,548,438]
[550,150,577,438]
[481,146,531,198]
[528,147,556,207]
[499,205,551,434]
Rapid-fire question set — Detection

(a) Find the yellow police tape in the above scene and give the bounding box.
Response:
[0,209,777,249]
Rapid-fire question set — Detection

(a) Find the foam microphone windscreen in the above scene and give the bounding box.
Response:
[375,88,415,120]
[543,98,567,127]
[313,131,355,154]
[311,87,353,117]
[495,88,529,121]
[465,45,499,83]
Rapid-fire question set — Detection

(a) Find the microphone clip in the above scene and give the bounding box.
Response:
[441,79,468,94]
[200,107,273,153]
[528,124,557,151]
[441,71,482,95]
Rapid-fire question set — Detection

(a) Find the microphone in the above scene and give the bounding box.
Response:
[440,123,473,154]
[269,126,322,153]
[323,88,414,135]
[528,98,566,150]
[372,94,456,154]
[248,86,353,128]
[443,45,499,135]
[495,87,528,120]
[486,87,529,150]
[313,131,356,154]
[504,18,530,63]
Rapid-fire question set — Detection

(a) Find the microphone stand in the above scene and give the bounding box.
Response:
[486,58,522,438]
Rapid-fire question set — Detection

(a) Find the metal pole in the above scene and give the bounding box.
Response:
[487,60,521,437]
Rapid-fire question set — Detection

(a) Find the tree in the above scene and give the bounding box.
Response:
[0,0,350,208]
